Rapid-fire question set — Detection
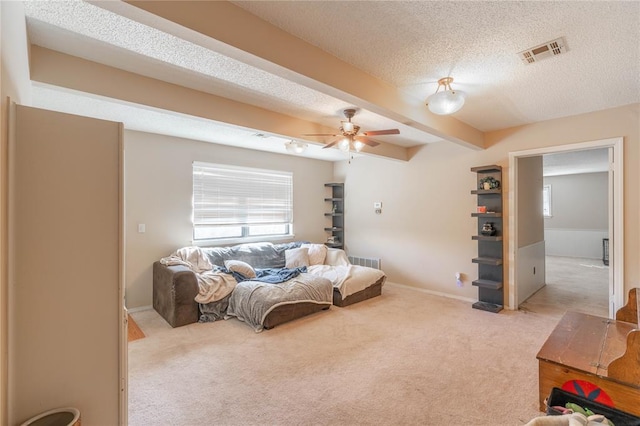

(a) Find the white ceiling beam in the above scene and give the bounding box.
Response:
[29,46,409,162]
[119,0,485,150]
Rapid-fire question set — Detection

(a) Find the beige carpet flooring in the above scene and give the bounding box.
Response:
[129,284,566,426]
[520,256,609,318]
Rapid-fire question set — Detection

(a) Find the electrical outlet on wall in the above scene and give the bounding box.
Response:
[455,272,463,287]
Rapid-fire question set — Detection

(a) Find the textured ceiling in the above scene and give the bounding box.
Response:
[543,149,609,177]
[233,0,640,131]
[23,0,440,158]
[21,0,640,161]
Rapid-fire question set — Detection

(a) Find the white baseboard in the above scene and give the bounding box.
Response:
[126,305,153,313]
[386,282,476,304]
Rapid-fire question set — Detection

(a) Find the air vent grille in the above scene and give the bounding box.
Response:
[348,255,381,270]
[518,37,567,65]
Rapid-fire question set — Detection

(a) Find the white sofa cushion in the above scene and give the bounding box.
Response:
[285,247,310,268]
[224,259,257,279]
[301,243,328,266]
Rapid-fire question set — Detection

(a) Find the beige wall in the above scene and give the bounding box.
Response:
[336,103,639,305]
[515,156,545,304]
[544,172,608,230]
[11,106,121,425]
[544,172,609,259]
[518,156,544,248]
[1,2,33,424]
[124,130,333,309]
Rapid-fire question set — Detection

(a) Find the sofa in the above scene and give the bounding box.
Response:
[153,241,386,328]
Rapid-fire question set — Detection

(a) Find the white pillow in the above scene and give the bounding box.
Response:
[324,248,350,266]
[224,260,256,279]
[285,247,310,268]
[301,243,328,266]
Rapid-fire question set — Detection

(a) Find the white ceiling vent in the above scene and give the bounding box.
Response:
[518,37,567,65]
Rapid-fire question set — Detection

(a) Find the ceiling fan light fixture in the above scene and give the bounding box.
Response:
[302,108,397,157]
[284,140,307,154]
[341,121,355,133]
[427,77,466,115]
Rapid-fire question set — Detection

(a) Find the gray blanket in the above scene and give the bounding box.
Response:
[199,293,232,323]
[225,273,333,332]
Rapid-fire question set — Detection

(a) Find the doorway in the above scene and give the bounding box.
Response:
[508,137,624,318]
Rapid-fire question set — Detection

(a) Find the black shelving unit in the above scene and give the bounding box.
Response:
[324,183,344,249]
[471,165,504,313]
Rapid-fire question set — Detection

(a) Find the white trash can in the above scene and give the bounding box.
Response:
[20,407,80,426]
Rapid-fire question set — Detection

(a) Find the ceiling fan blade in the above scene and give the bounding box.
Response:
[322,138,341,149]
[363,129,400,136]
[302,133,339,137]
[354,136,380,147]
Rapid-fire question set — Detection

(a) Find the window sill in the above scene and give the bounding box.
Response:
[192,234,296,247]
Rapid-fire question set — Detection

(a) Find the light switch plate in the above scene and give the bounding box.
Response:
[373,202,382,209]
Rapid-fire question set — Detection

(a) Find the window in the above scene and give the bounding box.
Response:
[192,162,293,241]
[543,184,552,217]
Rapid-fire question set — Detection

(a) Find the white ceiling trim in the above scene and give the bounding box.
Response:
[30,82,350,161]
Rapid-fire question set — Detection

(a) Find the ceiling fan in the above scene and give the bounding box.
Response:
[303,108,399,152]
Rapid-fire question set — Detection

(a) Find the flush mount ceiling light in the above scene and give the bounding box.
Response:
[284,140,308,154]
[426,77,466,115]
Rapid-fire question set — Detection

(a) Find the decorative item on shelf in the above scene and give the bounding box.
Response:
[332,203,337,213]
[479,176,500,190]
[477,206,487,213]
[481,222,497,236]
[327,236,339,244]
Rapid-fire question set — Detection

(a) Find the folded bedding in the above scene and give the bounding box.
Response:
[225,273,333,332]
[307,264,386,299]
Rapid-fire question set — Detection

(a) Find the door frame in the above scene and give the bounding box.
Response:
[507,137,624,316]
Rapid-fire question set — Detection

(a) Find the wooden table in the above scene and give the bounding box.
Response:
[536,310,640,416]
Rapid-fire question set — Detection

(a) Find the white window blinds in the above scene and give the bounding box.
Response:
[193,162,293,237]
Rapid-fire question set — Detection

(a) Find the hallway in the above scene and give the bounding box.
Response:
[520,255,609,317]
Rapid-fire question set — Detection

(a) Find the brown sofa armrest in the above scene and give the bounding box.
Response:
[152,261,199,327]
